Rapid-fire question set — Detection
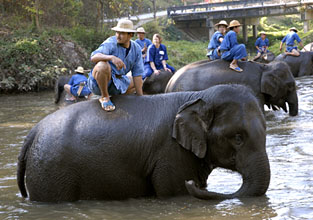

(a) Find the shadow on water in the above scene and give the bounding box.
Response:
[1,77,313,219]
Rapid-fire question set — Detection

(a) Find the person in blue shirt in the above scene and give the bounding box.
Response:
[207,20,228,61]
[280,27,307,57]
[87,19,144,112]
[220,20,247,72]
[143,34,175,79]
[253,31,269,61]
[135,27,152,61]
[64,66,92,102]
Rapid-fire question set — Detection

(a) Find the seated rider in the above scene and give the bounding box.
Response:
[64,66,92,102]
[280,27,307,57]
[143,34,175,80]
[135,27,152,62]
[207,20,228,61]
[253,31,269,61]
[220,20,247,72]
[87,19,144,111]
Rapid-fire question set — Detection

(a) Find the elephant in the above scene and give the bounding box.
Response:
[254,51,275,63]
[54,70,173,105]
[275,52,313,77]
[17,84,270,202]
[165,59,298,116]
[301,42,313,52]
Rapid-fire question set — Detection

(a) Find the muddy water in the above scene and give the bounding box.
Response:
[0,77,313,219]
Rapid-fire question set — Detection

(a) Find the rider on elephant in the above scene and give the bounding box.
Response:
[142,34,175,80]
[253,32,269,61]
[220,20,247,72]
[64,66,92,102]
[280,27,307,57]
[135,27,152,62]
[87,19,144,112]
[206,20,228,61]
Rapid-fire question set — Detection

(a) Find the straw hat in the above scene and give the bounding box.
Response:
[111,19,136,33]
[228,20,241,28]
[136,27,146,33]
[259,31,266,35]
[215,20,228,27]
[289,27,298,32]
[75,66,85,74]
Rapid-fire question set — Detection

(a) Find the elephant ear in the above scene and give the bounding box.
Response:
[172,98,213,158]
[261,68,280,97]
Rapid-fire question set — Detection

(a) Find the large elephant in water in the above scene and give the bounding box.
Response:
[54,70,173,105]
[165,59,298,116]
[275,52,313,77]
[18,84,270,202]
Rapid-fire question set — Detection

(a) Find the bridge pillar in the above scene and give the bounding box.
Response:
[242,19,248,43]
[253,25,258,38]
[206,17,215,40]
[301,9,313,33]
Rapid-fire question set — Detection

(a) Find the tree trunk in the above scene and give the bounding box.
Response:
[152,0,156,20]
[35,0,40,30]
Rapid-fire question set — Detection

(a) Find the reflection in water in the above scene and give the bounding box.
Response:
[1,77,313,219]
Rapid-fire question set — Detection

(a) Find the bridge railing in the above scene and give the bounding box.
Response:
[167,0,309,17]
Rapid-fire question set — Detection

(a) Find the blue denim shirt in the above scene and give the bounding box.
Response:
[220,30,238,51]
[282,32,301,46]
[135,38,152,51]
[68,73,88,86]
[255,37,269,48]
[208,31,224,50]
[91,36,144,94]
[145,44,168,69]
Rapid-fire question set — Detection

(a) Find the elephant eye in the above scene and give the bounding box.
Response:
[233,134,243,147]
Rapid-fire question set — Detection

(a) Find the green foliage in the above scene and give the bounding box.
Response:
[165,40,207,69]
[0,32,68,93]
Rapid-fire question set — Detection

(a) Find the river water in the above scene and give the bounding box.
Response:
[0,76,313,220]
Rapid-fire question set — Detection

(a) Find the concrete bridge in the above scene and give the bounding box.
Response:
[168,0,313,41]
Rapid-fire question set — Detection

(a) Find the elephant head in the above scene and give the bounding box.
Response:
[142,70,173,94]
[260,61,298,116]
[172,84,270,200]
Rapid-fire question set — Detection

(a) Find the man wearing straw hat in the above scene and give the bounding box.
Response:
[220,20,247,72]
[135,27,152,61]
[206,20,228,61]
[253,31,269,61]
[87,19,144,111]
[280,27,307,57]
[64,66,91,102]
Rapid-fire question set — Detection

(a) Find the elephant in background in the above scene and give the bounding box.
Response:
[54,70,173,105]
[165,59,298,116]
[18,84,270,202]
[275,52,313,77]
[254,51,275,63]
[301,43,313,52]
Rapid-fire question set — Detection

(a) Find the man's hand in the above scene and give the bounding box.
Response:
[279,47,282,51]
[164,67,172,73]
[111,56,126,70]
[153,69,160,75]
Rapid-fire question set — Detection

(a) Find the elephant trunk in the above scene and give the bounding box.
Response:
[185,153,270,200]
[287,90,298,116]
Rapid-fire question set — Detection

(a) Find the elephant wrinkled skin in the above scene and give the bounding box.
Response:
[165,59,298,116]
[18,84,270,202]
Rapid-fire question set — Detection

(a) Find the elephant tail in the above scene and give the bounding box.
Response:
[17,126,37,198]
